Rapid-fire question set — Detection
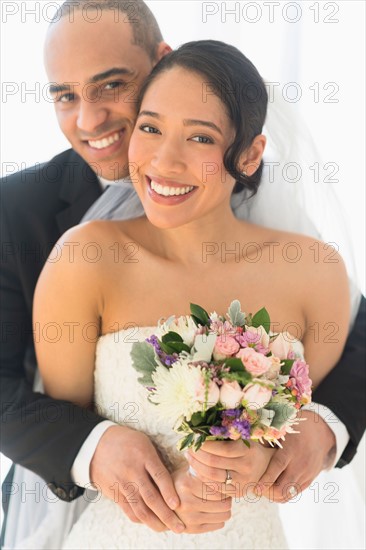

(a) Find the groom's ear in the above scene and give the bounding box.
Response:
[154,42,173,64]
[239,134,266,177]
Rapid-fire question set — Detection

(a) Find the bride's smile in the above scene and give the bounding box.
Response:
[147,175,198,203]
[128,66,242,230]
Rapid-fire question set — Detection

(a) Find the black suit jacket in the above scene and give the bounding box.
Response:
[0,149,104,502]
[1,148,365,507]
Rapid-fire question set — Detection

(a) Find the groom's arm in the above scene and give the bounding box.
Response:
[256,296,366,501]
[312,294,366,466]
[0,181,106,501]
[1,175,182,532]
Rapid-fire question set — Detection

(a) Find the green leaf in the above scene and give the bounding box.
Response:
[162,331,183,344]
[242,439,251,448]
[281,359,295,375]
[178,433,195,451]
[130,342,158,386]
[206,408,219,425]
[159,340,191,355]
[227,300,246,327]
[167,341,191,354]
[223,357,246,371]
[251,307,271,333]
[190,303,210,326]
[194,434,207,451]
[220,371,252,386]
[265,402,294,430]
[190,411,204,427]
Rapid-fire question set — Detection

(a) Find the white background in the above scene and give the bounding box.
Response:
[1,0,365,542]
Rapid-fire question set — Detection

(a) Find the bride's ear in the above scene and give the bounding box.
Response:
[238,134,266,177]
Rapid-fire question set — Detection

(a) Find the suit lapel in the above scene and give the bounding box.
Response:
[56,150,102,234]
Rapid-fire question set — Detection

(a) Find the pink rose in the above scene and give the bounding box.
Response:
[219,380,244,408]
[242,383,273,410]
[269,332,294,359]
[194,377,220,408]
[236,347,272,376]
[213,335,240,360]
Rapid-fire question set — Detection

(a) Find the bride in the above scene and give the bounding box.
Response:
[34,40,350,549]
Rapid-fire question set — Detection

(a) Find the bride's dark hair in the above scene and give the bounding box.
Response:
[137,40,268,196]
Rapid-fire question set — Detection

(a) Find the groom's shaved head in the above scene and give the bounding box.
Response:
[51,0,164,61]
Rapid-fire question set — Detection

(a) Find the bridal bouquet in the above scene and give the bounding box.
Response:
[131,301,312,451]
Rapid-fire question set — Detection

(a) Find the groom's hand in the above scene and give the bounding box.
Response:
[90,425,185,533]
[257,410,336,502]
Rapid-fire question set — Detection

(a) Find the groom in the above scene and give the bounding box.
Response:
[1,0,365,540]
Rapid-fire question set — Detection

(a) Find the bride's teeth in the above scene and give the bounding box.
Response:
[89,132,121,150]
[150,181,194,196]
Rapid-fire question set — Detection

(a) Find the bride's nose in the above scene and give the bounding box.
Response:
[150,138,186,174]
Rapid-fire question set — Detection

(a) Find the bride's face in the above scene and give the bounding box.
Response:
[128,66,237,229]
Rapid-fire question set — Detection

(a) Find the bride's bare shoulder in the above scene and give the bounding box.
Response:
[57,217,144,248]
[238,221,340,262]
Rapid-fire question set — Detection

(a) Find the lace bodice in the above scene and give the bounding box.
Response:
[63,327,288,549]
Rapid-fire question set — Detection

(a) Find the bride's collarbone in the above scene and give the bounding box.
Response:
[101,274,307,336]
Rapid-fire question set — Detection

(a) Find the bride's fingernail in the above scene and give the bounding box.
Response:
[175,522,185,533]
[254,483,263,495]
[168,497,179,509]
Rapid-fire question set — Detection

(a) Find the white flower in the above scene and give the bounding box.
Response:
[209,311,220,322]
[191,333,217,362]
[292,339,305,360]
[157,315,197,347]
[150,360,218,425]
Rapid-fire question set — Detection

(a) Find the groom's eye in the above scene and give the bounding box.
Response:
[56,92,75,103]
[104,81,126,91]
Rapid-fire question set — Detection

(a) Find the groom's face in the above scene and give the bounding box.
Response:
[44,10,163,181]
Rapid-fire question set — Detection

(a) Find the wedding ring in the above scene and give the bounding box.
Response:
[224,469,233,486]
[288,485,297,498]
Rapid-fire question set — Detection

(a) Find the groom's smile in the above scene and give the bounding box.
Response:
[44,9,170,181]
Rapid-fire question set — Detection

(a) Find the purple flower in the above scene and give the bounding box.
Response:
[222,409,242,419]
[146,335,161,352]
[145,335,179,367]
[210,425,229,437]
[230,419,251,440]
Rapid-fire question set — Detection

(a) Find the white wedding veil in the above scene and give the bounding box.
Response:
[232,88,362,326]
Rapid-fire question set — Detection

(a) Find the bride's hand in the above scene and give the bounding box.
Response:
[172,466,232,534]
[186,440,275,499]
[90,425,185,533]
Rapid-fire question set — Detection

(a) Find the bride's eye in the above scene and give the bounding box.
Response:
[139,124,161,134]
[191,135,214,144]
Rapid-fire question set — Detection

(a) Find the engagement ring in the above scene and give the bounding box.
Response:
[225,469,233,486]
[288,485,297,498]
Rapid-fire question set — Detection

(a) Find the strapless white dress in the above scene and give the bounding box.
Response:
[63,327,288,549]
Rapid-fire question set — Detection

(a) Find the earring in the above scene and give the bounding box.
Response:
[241,169,247,177]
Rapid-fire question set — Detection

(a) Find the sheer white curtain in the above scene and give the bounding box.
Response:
[1,1,365,547]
